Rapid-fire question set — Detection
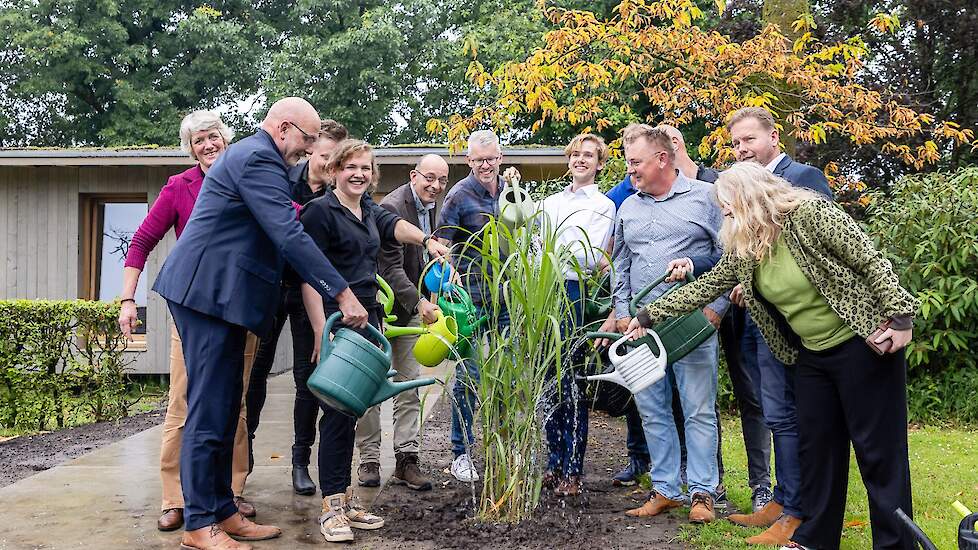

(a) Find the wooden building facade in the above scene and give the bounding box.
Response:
[0,146,566,374]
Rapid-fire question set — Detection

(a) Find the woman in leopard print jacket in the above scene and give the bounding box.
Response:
[628,162,918,550]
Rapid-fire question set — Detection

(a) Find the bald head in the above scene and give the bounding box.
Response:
[261,97,322,166]
[656,123,694,163]
[410,154,450,205]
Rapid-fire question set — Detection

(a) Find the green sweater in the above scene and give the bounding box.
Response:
[637,199,918,365]
[754,235,854,351]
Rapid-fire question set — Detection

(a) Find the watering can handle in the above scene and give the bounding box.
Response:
[629,270,695,317]
[376,275,395,316]
[607,330,668,365]
[323,311,393,363]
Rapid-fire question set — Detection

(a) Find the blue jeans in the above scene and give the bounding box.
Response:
[450,304,509,457]
[544,280,589,476]
[742,314,802,518]
[633,334,720,500]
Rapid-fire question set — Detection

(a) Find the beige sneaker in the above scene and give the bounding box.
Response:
[320,493,354,543]
[343,487,385,530]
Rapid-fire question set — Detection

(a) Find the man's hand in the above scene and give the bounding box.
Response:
[417,298,440,325]
[665,257,693,282]
[595,312,618,348]
[616,316,632,335]
[336,288,368,329]
[703,306,722,329]
[502,166,522,185]
[730,284,745,307]
[426,239,451,261]
[118,301,138,341]
[878,327,913,352]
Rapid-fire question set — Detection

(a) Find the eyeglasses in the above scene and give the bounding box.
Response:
[626,151,668,167]
[468,156,500,166]
[287,121,317,144]
[416,171,449,185]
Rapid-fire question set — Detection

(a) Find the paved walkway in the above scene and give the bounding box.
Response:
[0,364,452,550]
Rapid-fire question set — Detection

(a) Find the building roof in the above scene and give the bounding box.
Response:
[0,146,566,166]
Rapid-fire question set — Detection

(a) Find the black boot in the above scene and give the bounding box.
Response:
[292,465,316,496]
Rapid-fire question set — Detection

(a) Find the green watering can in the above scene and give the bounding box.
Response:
[584,272,613,324]
[376,274,429,338]
[436,286,487,359]
[306,312,436,417]
[585,270,716,366]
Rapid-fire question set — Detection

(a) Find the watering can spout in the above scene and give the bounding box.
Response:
[586,370,627,386]
[370,377,437,407]
[385,325,428,338]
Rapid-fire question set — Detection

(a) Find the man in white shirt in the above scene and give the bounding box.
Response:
[539,133,616,497]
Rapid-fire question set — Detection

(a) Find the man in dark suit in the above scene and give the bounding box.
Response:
[153,97,369,550]
[720,107,833,547]
[353,154,448,492]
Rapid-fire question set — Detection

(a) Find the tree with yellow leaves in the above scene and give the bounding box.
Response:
[427,0,973,171]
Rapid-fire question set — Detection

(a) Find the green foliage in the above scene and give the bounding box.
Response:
[0,300,136,432]
[0,0,281,146]
[864,166,978,421]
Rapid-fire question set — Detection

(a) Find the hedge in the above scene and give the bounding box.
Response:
[0,300,135,432]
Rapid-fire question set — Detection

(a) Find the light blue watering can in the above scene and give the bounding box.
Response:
[306,312,436,417]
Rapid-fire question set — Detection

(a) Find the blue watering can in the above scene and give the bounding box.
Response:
[306,312,436,417]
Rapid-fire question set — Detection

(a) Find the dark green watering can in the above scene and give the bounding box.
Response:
[584,272,613,324]
[307,312,436,417]
[585,270,716,366]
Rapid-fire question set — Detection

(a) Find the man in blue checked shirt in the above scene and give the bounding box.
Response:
[434,129,518,483]
[612,125,727,525]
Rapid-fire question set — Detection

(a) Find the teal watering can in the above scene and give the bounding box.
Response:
[306,312,436,417]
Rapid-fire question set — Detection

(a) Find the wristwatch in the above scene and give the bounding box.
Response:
[421,234,432,248]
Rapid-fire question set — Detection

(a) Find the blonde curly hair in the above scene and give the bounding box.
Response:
[715,162,821,261]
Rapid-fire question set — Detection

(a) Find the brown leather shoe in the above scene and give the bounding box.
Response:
[217,513,282,541]
[554,476,582,497]
[728,499,784,527]
[688,492,715,524]
[180,524,252,550]
[745,514,802,546]
[542,469,561,489]
[625,491,683,517]
[158,508,183,531]
[392,452,432,491]
[232,496,256,518]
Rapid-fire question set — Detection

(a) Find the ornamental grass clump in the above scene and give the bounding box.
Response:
[455,197,603,522]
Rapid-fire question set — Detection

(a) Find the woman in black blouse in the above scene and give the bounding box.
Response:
[299,139,449,543]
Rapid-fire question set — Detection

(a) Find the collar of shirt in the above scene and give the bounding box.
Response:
[636,170,692,202]
[409,183,435,213]
[324,188,373,225]
[766,152,787,173]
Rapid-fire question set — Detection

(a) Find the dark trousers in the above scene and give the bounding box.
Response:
[791,337,913,550]
[318,304,382,496]
[743,314,802,516]
[721,306,772,491]
[246,285,319,468]
[545,280,589,477]
[167,300,246,531]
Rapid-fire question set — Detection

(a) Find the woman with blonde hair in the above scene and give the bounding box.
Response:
[627,162,918,550]
[118,110,265,533]
[298,139,450,543]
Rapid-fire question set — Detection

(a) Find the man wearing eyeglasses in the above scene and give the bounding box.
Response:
[434,129,518,483]
[353,154,449,492]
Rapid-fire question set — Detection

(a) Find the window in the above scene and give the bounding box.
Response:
[80,194,149,345]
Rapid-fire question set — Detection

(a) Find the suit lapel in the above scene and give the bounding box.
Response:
[773,155,792,177]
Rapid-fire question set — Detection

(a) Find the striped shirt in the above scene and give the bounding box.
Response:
[612,172,728,318]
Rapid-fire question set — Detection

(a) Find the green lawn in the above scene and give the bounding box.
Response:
[676,418,978,549]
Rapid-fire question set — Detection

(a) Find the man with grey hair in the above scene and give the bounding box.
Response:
[354,154,449,491]
[434,129,518,482]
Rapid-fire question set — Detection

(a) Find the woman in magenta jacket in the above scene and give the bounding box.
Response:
[117,110,261,532]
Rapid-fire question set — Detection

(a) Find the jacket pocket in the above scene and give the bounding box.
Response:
[236,255,278,284]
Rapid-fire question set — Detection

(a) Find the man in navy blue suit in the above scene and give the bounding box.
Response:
[153,97,370,550]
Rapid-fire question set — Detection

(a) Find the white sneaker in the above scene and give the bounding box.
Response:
[780,543,814,550]
[451,453,480,482]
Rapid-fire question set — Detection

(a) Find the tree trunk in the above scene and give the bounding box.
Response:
[762,0,810,155]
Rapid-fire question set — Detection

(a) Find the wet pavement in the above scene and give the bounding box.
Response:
[0,364,452,550]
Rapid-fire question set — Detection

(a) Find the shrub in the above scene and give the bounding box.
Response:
[863,166,978,422]
[0,300,135,432]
